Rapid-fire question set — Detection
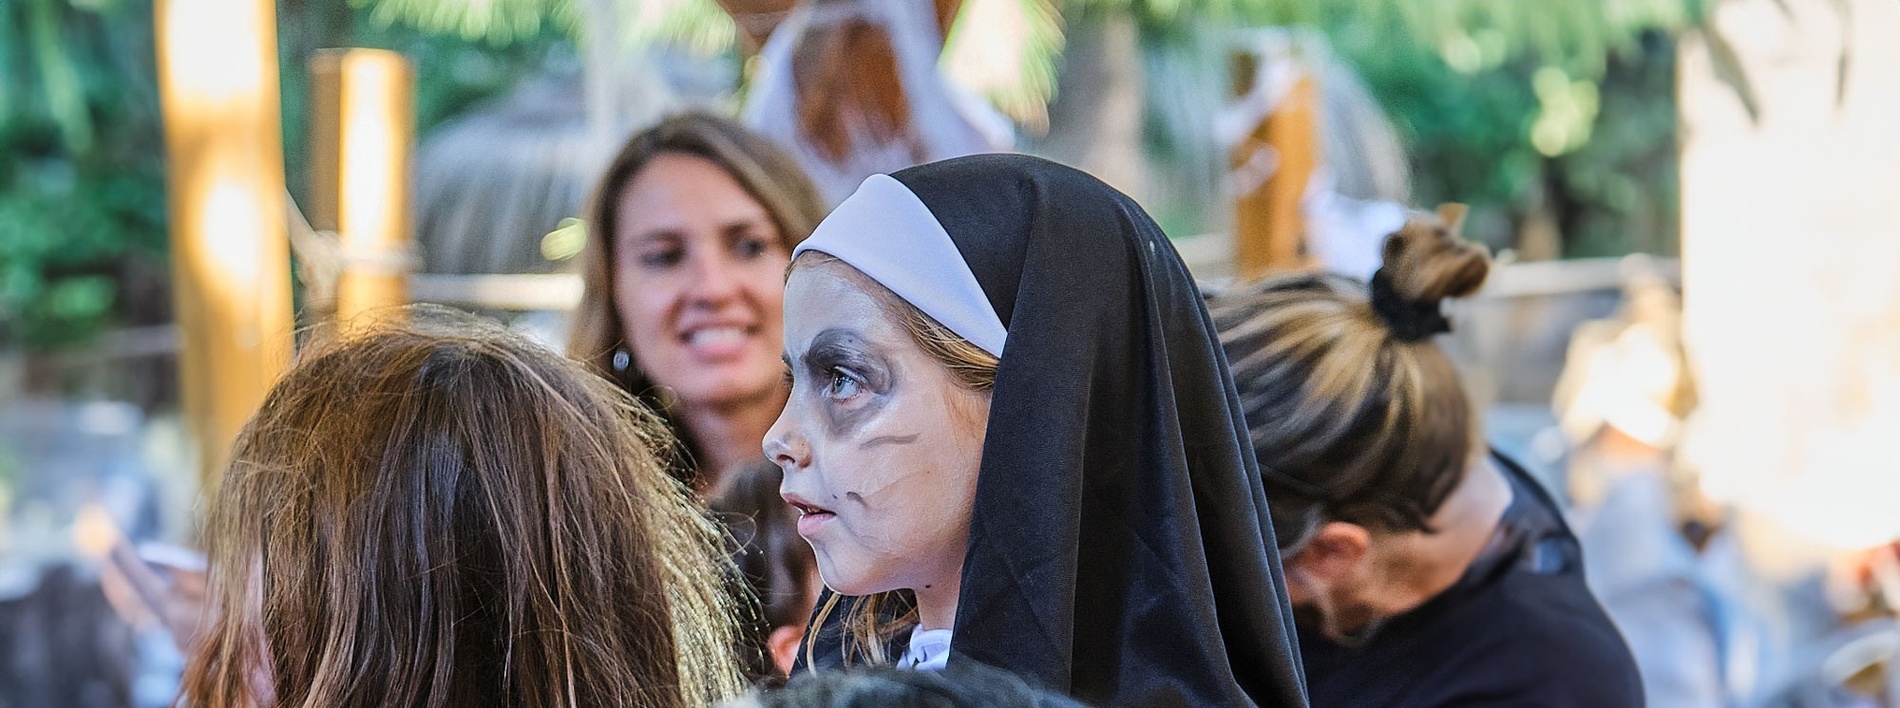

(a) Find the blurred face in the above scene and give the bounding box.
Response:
[614,152,789,409]
[764,262,990,597]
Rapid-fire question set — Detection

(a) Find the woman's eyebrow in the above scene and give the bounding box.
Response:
[625,227,685,245]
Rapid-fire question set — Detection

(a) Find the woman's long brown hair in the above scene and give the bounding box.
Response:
[183,307,746,707]
[568,112,827,481]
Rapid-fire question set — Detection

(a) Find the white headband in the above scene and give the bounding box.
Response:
[792,174,1008,357]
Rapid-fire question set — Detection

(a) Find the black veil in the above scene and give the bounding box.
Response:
[797,154,1307,707]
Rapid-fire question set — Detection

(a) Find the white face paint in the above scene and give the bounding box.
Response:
[764,261,990,601]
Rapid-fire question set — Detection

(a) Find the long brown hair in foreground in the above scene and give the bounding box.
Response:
[569,112,826,481]
[183,307,746,707]
[1210,204,1491,552]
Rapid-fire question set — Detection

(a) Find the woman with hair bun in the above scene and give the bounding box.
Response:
[1210,205,1643,707]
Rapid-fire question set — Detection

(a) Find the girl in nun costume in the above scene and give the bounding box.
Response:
[763,154,1309,707]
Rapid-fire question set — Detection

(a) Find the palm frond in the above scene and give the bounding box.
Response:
[944,0,1063,131]
[354,0,577,45]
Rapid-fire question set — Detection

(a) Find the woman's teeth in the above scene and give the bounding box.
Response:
[685,326,747,346]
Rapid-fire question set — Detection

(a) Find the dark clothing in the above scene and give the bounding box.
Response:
[798,155,1309,707]
[1298,453,1644,708]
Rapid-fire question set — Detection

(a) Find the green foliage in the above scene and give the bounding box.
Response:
[1307,3,1689,255]
[0,0,568,352]
[0,0,169,351]
[277,0,571,203]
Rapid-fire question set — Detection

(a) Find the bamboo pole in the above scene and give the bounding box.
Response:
[1230,52,1318,280]
[308,49,415,325]
[155,0,294,481]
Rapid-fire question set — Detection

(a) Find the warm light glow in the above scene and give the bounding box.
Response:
[199,179,265,299]
[1679,0,1900,551]
[159,0,268,105]
[338,52,404,255]
[328,49,414,322]
[73,504,117,558]
[156,0,293,479]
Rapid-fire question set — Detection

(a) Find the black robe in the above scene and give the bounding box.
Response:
[1297,453,1644,707]
[796,154,1309,707]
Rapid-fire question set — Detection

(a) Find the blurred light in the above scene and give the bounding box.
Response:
[329,49,415,323]
[541,217,587,262]
[73,504,116,558]
[159,0,268,106]
[156,0,294,479]
[1679,0,1900,552]
[1440,34,1482,74]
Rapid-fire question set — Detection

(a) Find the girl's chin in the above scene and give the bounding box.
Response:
[814,563,891,598]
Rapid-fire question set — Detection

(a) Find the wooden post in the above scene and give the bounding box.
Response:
[309,49,415,324]
[155,0,294,480]
[1230,51,1319,280]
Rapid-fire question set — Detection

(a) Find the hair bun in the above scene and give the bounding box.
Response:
[1370,203,1491,340]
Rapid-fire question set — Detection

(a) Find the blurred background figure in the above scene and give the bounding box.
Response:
[741,0,1014,205]
[1550,256,1740,706]
[712,462,821,683]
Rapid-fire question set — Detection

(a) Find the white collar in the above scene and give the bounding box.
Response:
[901,626,954,671]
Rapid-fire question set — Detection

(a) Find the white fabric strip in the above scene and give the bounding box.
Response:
[793,174,1008,357]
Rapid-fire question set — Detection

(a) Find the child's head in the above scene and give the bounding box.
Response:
[185,307,744,707]
[711,461,820,680]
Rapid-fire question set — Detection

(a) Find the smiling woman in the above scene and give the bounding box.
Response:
[764,155,1308,707]
[570,113,829,491]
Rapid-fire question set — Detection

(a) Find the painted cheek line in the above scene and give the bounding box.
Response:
[841,463,929,509]
[857,433,920,450]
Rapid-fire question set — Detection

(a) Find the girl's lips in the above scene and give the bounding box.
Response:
[796,510,835,537]
[783,495,836,537]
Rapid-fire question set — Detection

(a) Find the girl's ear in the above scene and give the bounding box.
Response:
[768,624,804,677]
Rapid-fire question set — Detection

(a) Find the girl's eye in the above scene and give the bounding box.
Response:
[824,368,862,400]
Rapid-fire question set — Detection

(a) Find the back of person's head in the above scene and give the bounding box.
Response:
[709,461,819,681]
[734,664,1087,708]
[183,306,745,707]
[1211,204,1491,551]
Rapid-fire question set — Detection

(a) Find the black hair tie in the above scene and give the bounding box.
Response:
[1369,269,1451,341]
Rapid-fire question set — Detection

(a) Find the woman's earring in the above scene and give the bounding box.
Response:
[612,348,632,372]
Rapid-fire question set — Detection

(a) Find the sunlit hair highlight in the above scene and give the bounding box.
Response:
[1210,206,1491,553]
[183,306,746,707]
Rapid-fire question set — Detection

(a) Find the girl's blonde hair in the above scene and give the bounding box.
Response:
[184,307,746,707]
[787,254,997,668]
[1211,204,1492,552]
